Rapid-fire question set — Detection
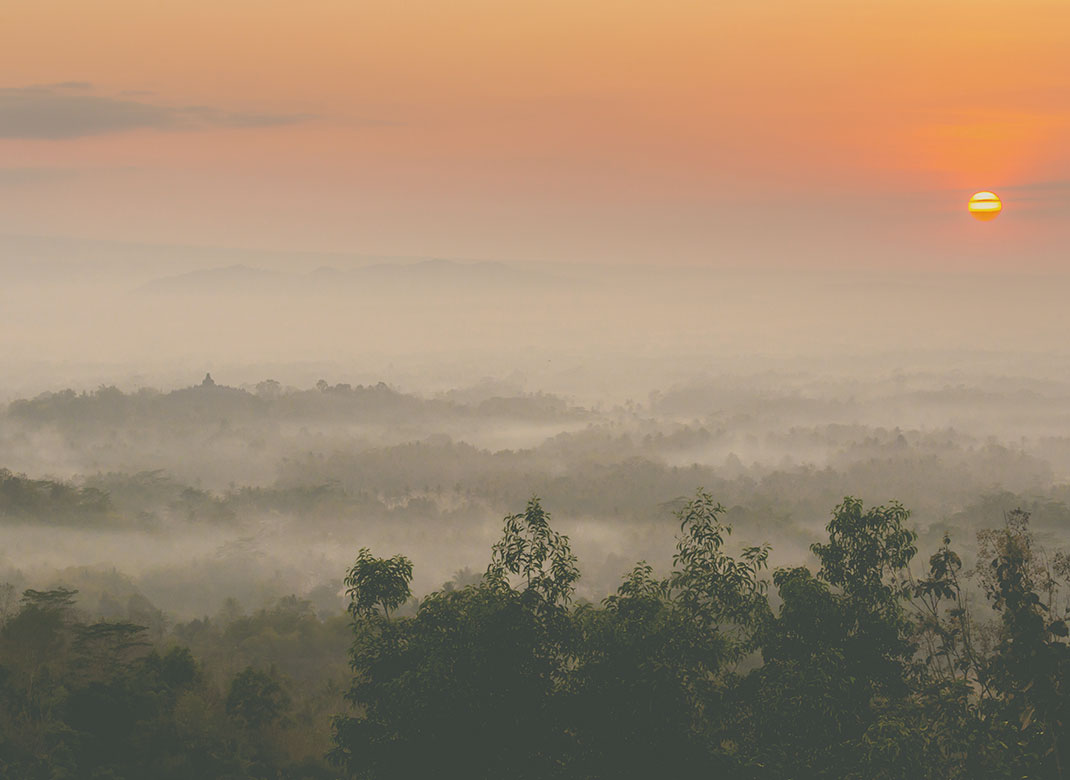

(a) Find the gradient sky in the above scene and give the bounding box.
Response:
[2,0,1068,268]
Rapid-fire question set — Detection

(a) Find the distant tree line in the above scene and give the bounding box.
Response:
[5,380,581,428]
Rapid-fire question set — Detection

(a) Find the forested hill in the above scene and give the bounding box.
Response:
[7,378,584,428]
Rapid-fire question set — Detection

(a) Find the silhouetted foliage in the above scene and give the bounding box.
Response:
[227,666,292,729]
[0,587,342,779]
[328,493,1070,779]
[6,490,1070,777]
[344,549,413,620]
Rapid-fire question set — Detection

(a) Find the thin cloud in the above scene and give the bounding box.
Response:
[1003,180,1070,202]
[180,105,317,129]
[0,166,76,186]
[0,85,314,139]
[45,81,93,91]
[1005,179,1070,192]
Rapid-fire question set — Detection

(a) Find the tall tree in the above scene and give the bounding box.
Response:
[331,498,578,779]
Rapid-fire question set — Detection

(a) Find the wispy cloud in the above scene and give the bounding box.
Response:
[1005,180,1070,192]
[0,166,77,186]
[45,81,93,91]
[1003,180,1070,202]
[0,84,313,139]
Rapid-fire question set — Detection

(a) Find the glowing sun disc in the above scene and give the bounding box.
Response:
[969,191,1002,221]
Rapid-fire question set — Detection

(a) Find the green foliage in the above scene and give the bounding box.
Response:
[344,549,413,619]
[330,492,1070,779]
[571,560,729,779]
[976,509,1070,778]
[0,587,341,779]
[722,499,924,778]
[488,496,580,606]
[332,490,772,779]
[227,666,293,730]
[812,496,917,607]
[0,469,111,525]
[7,490,1070,778]
[669,489,771,657]
[332,582,570,779]
[332,512,581,779]
[911,534,979,687]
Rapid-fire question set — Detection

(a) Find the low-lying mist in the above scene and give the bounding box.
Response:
[3,364,1070,621]
[5,239,1070,622]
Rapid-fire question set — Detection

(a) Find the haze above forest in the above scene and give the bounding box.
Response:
[4,236,1070,777]
[4,232,1070,402]
[3,238,1070,619]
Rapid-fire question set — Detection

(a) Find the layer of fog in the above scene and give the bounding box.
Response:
[4,233,1070,620]
[5,232,1070,405]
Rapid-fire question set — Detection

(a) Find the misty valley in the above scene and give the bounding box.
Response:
[5,0,1068,774]
[3,367,1070,777]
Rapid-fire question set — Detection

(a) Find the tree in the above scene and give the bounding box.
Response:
[487,496,579,608]
[976,509,1070,778]
[811,497,917,610]
[226,666,292,730]
[331,504,578,779]
[71,620,151,683]
[344,549,413,620]
[668,489,770,660]
[572,562,730,779]
[730,498,920,778]
[256,378,282,399]
[811,497,918,692]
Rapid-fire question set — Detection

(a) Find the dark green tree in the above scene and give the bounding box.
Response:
[732,498,919,778]
[331,499,578,779]
[976,509,1070,778]
[487,496,580,608]
[227,666,293,731]
[344,549,413,620]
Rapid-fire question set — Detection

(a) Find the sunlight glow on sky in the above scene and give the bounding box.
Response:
[1,0,1068,268]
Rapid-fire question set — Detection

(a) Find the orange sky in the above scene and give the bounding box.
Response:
[1,0,1068,267]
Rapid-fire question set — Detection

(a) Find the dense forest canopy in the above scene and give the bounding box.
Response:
[3,490,1069,777]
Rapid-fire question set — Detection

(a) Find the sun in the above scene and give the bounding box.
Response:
[968,191,1002,221]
